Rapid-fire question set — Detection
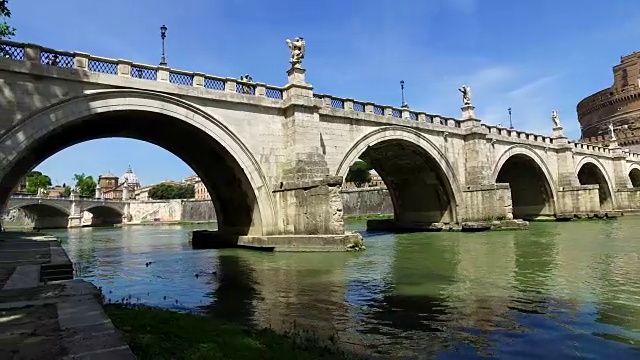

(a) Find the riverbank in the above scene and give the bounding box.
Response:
[0,231,136,359]
[105,304,362,360]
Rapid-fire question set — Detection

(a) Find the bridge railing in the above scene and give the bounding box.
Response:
[571,141,612,155]
[312,93,461,128]
[0,40,285,101]
[8,194,126,202]
[482,124,554,145]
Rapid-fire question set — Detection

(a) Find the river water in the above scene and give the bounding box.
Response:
[54,219,640,359]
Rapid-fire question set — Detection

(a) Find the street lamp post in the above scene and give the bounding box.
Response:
[159,25,168,67]
[508,107,513,129]
[400,80,408,108]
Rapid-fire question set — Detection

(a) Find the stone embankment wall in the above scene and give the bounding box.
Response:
[128,199,217,223]
[181,200,217,222]
[340,187,393,216]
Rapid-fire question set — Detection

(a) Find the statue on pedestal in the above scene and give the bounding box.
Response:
[238,74,254,94]
[285,37,305,68]
[458,85,472,106]
[551,110,561,127]
[609,122,617,141]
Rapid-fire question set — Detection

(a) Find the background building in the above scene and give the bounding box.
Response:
[183,174,211,200]
[578,51,640,151]
[97,166,141,200]
[342,170,387,190]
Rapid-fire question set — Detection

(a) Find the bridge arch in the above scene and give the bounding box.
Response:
[575,156,615,210]
[492,145,558,219]
[628,163,640,188]
[337,126,462,226]
[5,202,71,229]
[0,90,275,236]
[83,204,125,226]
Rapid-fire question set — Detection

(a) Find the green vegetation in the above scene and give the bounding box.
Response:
[105,304,360,360]
[61,184,72,197]
[24,171,52,194]
[0,1,15,40]
[344,213,393,221]
[149,183,195,200]
[345,160,371,188]
[73,173,97,197]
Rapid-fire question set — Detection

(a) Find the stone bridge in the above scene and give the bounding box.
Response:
[4,195,127,228]
[2,39,640,249]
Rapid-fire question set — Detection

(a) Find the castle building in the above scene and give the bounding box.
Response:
[95,166,141,200]
[578,51,640,151]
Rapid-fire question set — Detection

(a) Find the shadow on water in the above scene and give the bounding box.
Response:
[198,253,257,327]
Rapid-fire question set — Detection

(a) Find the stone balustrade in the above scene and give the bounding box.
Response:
[313,93,461,128]
[0,40,285,100]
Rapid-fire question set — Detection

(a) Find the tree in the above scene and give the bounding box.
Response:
[61,184,71,197]
[24,171,52,194]
[346,160,372,188]
[0,1,16,40]
[74,173,97,197]
[149,183,195,200]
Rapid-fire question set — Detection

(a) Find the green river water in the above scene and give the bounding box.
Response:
[53,218,640,359]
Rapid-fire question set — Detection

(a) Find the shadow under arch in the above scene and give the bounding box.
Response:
[83,205,124,227]
[8,203,70,229]
[575,157,615,210]
[336,127,461,229]
[492,145,558,219]
[0,90,276,236]
[628,164,640,188]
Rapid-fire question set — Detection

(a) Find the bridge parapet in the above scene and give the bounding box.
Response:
[313,93,461,128]
[482,124,555,145]
[0,40,285,100]
[2,39,465,130]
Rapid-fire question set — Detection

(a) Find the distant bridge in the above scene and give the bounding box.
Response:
[4,194,128,228]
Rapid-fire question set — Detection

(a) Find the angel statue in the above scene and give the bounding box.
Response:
[609,122,617,141]
[285,37,305,68]
[458,84,472,106]
[551,110,561,127]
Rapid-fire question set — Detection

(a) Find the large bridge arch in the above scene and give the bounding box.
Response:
[0,90,276,236]
[575,156,615,210]
[336,126,462,226]
[492,145,558,219]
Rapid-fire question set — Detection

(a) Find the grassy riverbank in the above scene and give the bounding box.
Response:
[344,213,392,221]
[105,304,360,360]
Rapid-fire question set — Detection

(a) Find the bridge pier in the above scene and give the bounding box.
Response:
[67,215,83,228]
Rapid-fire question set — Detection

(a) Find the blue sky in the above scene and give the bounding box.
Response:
[7,0,640,186]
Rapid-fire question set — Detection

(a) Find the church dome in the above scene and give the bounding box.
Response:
[120,166,140,185]
[100,171,118,179]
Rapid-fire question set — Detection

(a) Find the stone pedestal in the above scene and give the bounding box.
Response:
[283,67,313,99]
[552,126,566,139]
[461,104,476,120]
[287,66,306,84]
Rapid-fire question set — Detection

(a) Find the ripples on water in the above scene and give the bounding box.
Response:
[54,219,640,359]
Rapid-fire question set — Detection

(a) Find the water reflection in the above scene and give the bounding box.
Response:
[53,219,640,359]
